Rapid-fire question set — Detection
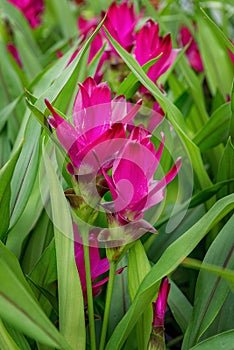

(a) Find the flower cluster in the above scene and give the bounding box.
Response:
[46,76,181,246]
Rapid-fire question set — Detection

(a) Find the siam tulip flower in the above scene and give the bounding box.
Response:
[134,20,179,83]
[148,277,170,350]
[45,77,142,176]
[7,43,22,67]
[7,0,44,29]
[102,127,181,237]
[179,26,204,72]
[103,1,141,53]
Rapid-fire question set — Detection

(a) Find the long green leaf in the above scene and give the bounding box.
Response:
[43,139,86,349]
[182,214,234,348]
[189,330,234,350]
[0,319,20,350]
[106,194,234,349]
[197,8,233,97]
[0,142,22,240]
[0,242,71,349]
[168,280,192,334]
[9,118,41,229]
[194,102,231,151]
[128,241,152,350]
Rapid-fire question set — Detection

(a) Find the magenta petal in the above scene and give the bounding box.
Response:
[75,123,126,173]
[122,99,143,124]
[111,95,128,123]
[91,257,110,282]
[45,99,79,155]
[153,277,170,327]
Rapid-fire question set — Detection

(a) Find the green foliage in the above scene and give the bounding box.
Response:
[0,1,233,349]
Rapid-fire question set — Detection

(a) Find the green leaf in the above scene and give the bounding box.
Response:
[194,103,231,151]
[6,172,45,260]
[0,142,22,240]
[177,55,209,131]
[43,140,86,349]
[3,322,31,350]
[0,0,41,56]
[128,241,152,350]
[182,214,234,348]
[9,118,41,229]
[105,193,234,350]
[117,55,162,99]
[154,179,234,231]
[26,98,50,132]
[189,330,234,350]
[0,242,71,349]
[0,128,11,168]
[182,257,234,290]
[0,319,20,350]
[167,280,192,334]
[47,0,77,39]
[217,138,234,198]
[108,256,131,336]
[104,27,212,190]
[14,30,42,81]
[196,8,234,97]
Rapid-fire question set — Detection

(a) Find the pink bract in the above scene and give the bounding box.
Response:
[179,26,204,72]
[7,0,44,28]
[46,77,142,174]
[103,1,141,53]
[7,43,22,67]
[103,127,181,224]
[134,19,179,83]
[152,277,170,327]
[74,229,110,302]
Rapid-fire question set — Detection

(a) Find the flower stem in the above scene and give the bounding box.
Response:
[83,241,96,350]
[99,261,117,350]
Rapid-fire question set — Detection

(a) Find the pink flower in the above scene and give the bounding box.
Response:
[74,230,110,302]
[148,277,170,349]
[179,26,204,72]
[7,0,44,28]
[134,20,179,83]
[103,127,181,226]
[152,277,170,328]
[7,43,22,67]
[103,1,140,53]
[46,77,141,175]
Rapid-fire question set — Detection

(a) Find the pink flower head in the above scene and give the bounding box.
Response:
[179,26,204,73]
[152,277,170,328]
[7,43,22,67]
[103,1,140,53]
[46,77,142,175]
[134,20,179,83]
[103,126,181,225]
[7,0,44,28]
